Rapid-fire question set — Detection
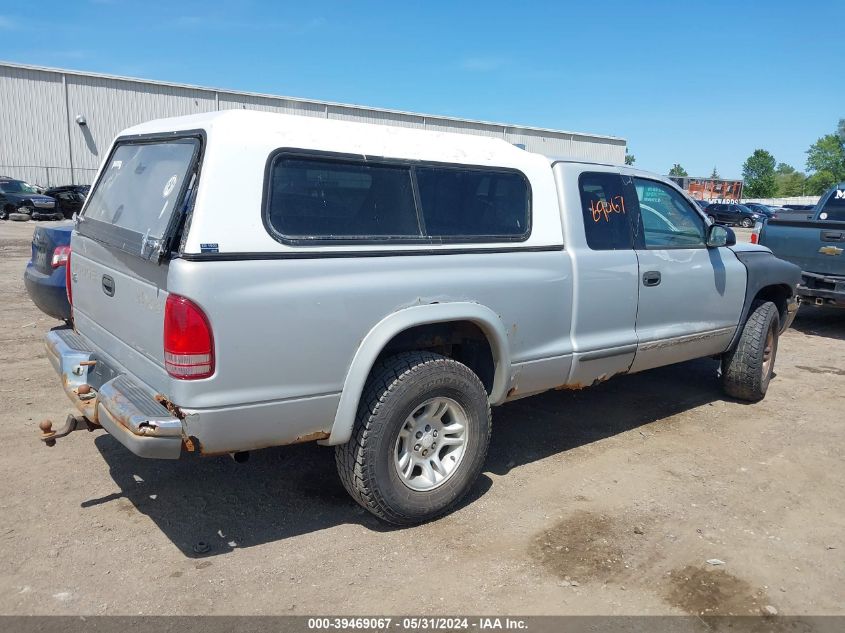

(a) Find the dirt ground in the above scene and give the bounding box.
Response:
[0,220,843,616]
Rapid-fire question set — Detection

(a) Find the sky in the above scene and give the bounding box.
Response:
[1,0,842,178]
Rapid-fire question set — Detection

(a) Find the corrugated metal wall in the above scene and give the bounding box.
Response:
[218,93,327,117]
[0,65,71,184]
[0,62,626,186]
[327,105,426,129]
[66,75,216,175]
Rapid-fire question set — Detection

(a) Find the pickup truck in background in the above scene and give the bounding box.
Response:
[759,183,845,308]
[39,111,801,524]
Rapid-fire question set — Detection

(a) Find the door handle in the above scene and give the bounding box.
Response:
[821,230,845,242]
[102,275,115,297]
[642,271,661,287]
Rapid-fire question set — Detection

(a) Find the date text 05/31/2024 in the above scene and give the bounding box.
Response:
[307,617,529,630]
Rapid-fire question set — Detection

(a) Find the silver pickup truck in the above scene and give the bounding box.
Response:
[40,110,800,525]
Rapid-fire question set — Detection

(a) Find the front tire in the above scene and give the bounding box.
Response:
[741,217,754,228]
[721,301,779,402]
[335,351,491,525]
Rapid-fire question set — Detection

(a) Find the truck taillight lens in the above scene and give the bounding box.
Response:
[750,232,758,244]
[164,294,214,379]
[52,245,70,268]
[65,249,72,307]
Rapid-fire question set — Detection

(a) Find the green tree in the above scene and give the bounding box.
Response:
[779,173,806,196]
[805,170,838,195]
[806,133,845,182]
[668,164,688,177]
[838,118,845,142]
[625,151,635,165]
[710,166,720,179]
[774,163,806,196]
[742,149,777,198]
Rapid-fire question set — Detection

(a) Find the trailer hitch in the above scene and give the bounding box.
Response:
[39,415,99,447]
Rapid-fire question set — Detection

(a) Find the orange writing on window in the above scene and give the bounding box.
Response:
[590,195,626,223]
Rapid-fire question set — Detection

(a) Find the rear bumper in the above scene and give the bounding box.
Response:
[797,272,845,308]
[45,328,183,459]
[24,263,71,321]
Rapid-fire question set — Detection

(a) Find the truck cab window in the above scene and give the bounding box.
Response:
[819,188,845,221]
[633,179,706,248]
[578,172,636,250]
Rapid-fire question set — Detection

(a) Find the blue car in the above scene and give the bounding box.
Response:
[24,223,73,321]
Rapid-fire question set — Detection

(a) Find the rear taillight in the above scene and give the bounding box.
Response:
[65,249,73,307]
[164,294,214,379]
[52,245,70,268]
[750,232,758,244]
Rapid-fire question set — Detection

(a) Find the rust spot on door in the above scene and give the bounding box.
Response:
[555,383,586,391]
[292,431,331,444]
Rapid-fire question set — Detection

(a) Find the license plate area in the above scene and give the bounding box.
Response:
[34,249,48,270]
[87,356,121,390]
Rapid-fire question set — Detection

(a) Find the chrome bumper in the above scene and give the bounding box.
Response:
[45,328,183,459]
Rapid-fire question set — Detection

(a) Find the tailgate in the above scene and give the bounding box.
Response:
[71,235,171,391]
[70,135,201,392]
[761,220,845,276]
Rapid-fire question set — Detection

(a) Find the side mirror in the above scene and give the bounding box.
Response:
[706,224,736,248]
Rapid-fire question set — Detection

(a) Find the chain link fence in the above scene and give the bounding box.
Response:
[0,165,98,188]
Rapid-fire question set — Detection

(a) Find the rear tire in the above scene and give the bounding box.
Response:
[721,301,779,402]
[335,351,491,525]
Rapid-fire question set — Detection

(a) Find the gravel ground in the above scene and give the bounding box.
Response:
[0,220,843,616]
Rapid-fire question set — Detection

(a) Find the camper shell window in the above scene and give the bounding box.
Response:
[264,151,531,245]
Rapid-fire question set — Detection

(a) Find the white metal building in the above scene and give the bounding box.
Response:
[0,61,626,187]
